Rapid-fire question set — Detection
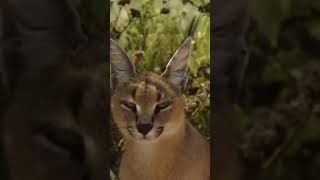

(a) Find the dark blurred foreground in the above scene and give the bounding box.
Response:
[0,0,108,180]
[238,0,320,179]
[213,0,320,180]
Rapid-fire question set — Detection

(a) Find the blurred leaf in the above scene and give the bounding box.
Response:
[160,8,170,15]
[198,3,210,14]
[130,8,141,18]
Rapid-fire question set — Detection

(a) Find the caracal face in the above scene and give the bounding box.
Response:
[110,38,192,143]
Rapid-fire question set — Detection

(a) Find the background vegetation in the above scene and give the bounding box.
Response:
[238,0,320,179]
[2,0,319,180]
[110,0,210,175]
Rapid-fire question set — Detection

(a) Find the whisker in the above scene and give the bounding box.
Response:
[111,130,120,134]
[110,126,127,130]
[110,125,138,137]
[110,128,125,133]
[110,126,129,136]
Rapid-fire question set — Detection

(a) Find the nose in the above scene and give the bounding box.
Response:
[136,123,153,135]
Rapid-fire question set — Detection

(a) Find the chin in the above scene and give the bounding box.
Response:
[135,134,162,143]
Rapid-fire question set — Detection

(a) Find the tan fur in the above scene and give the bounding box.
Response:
[111,72,210,180]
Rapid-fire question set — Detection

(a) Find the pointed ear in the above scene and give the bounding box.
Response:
[161,37,192,93]
[110,39,136,90]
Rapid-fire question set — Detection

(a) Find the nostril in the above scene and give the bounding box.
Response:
[136,123,153,135]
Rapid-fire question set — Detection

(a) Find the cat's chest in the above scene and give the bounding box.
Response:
[119,158,200,180]
[120,147,177,178]
[123,146,168,168]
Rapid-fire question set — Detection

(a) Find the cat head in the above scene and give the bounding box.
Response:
[110,38,192,142]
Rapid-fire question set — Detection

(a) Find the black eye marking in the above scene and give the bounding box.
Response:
[121,100,137,113]
[155,101,172,114]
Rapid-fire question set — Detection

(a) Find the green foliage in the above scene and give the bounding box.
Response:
[110,0,210,174]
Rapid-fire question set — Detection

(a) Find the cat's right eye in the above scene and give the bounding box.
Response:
[120,101,137,112]
[154,101,172,114]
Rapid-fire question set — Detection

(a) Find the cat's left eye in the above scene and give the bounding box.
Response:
[155,101,172,114]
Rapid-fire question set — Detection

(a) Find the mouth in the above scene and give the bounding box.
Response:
[140,136,150,141]
[126,126,165,141]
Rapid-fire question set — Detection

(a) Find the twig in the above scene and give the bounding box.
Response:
[118,18,133,35]
[185,0,200,8]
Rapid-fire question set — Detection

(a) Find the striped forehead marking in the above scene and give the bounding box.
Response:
[135,81,158,101]
[127,73,177,101]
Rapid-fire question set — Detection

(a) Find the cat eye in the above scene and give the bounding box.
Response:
[155,101,172,114]
[121,101,137,112]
